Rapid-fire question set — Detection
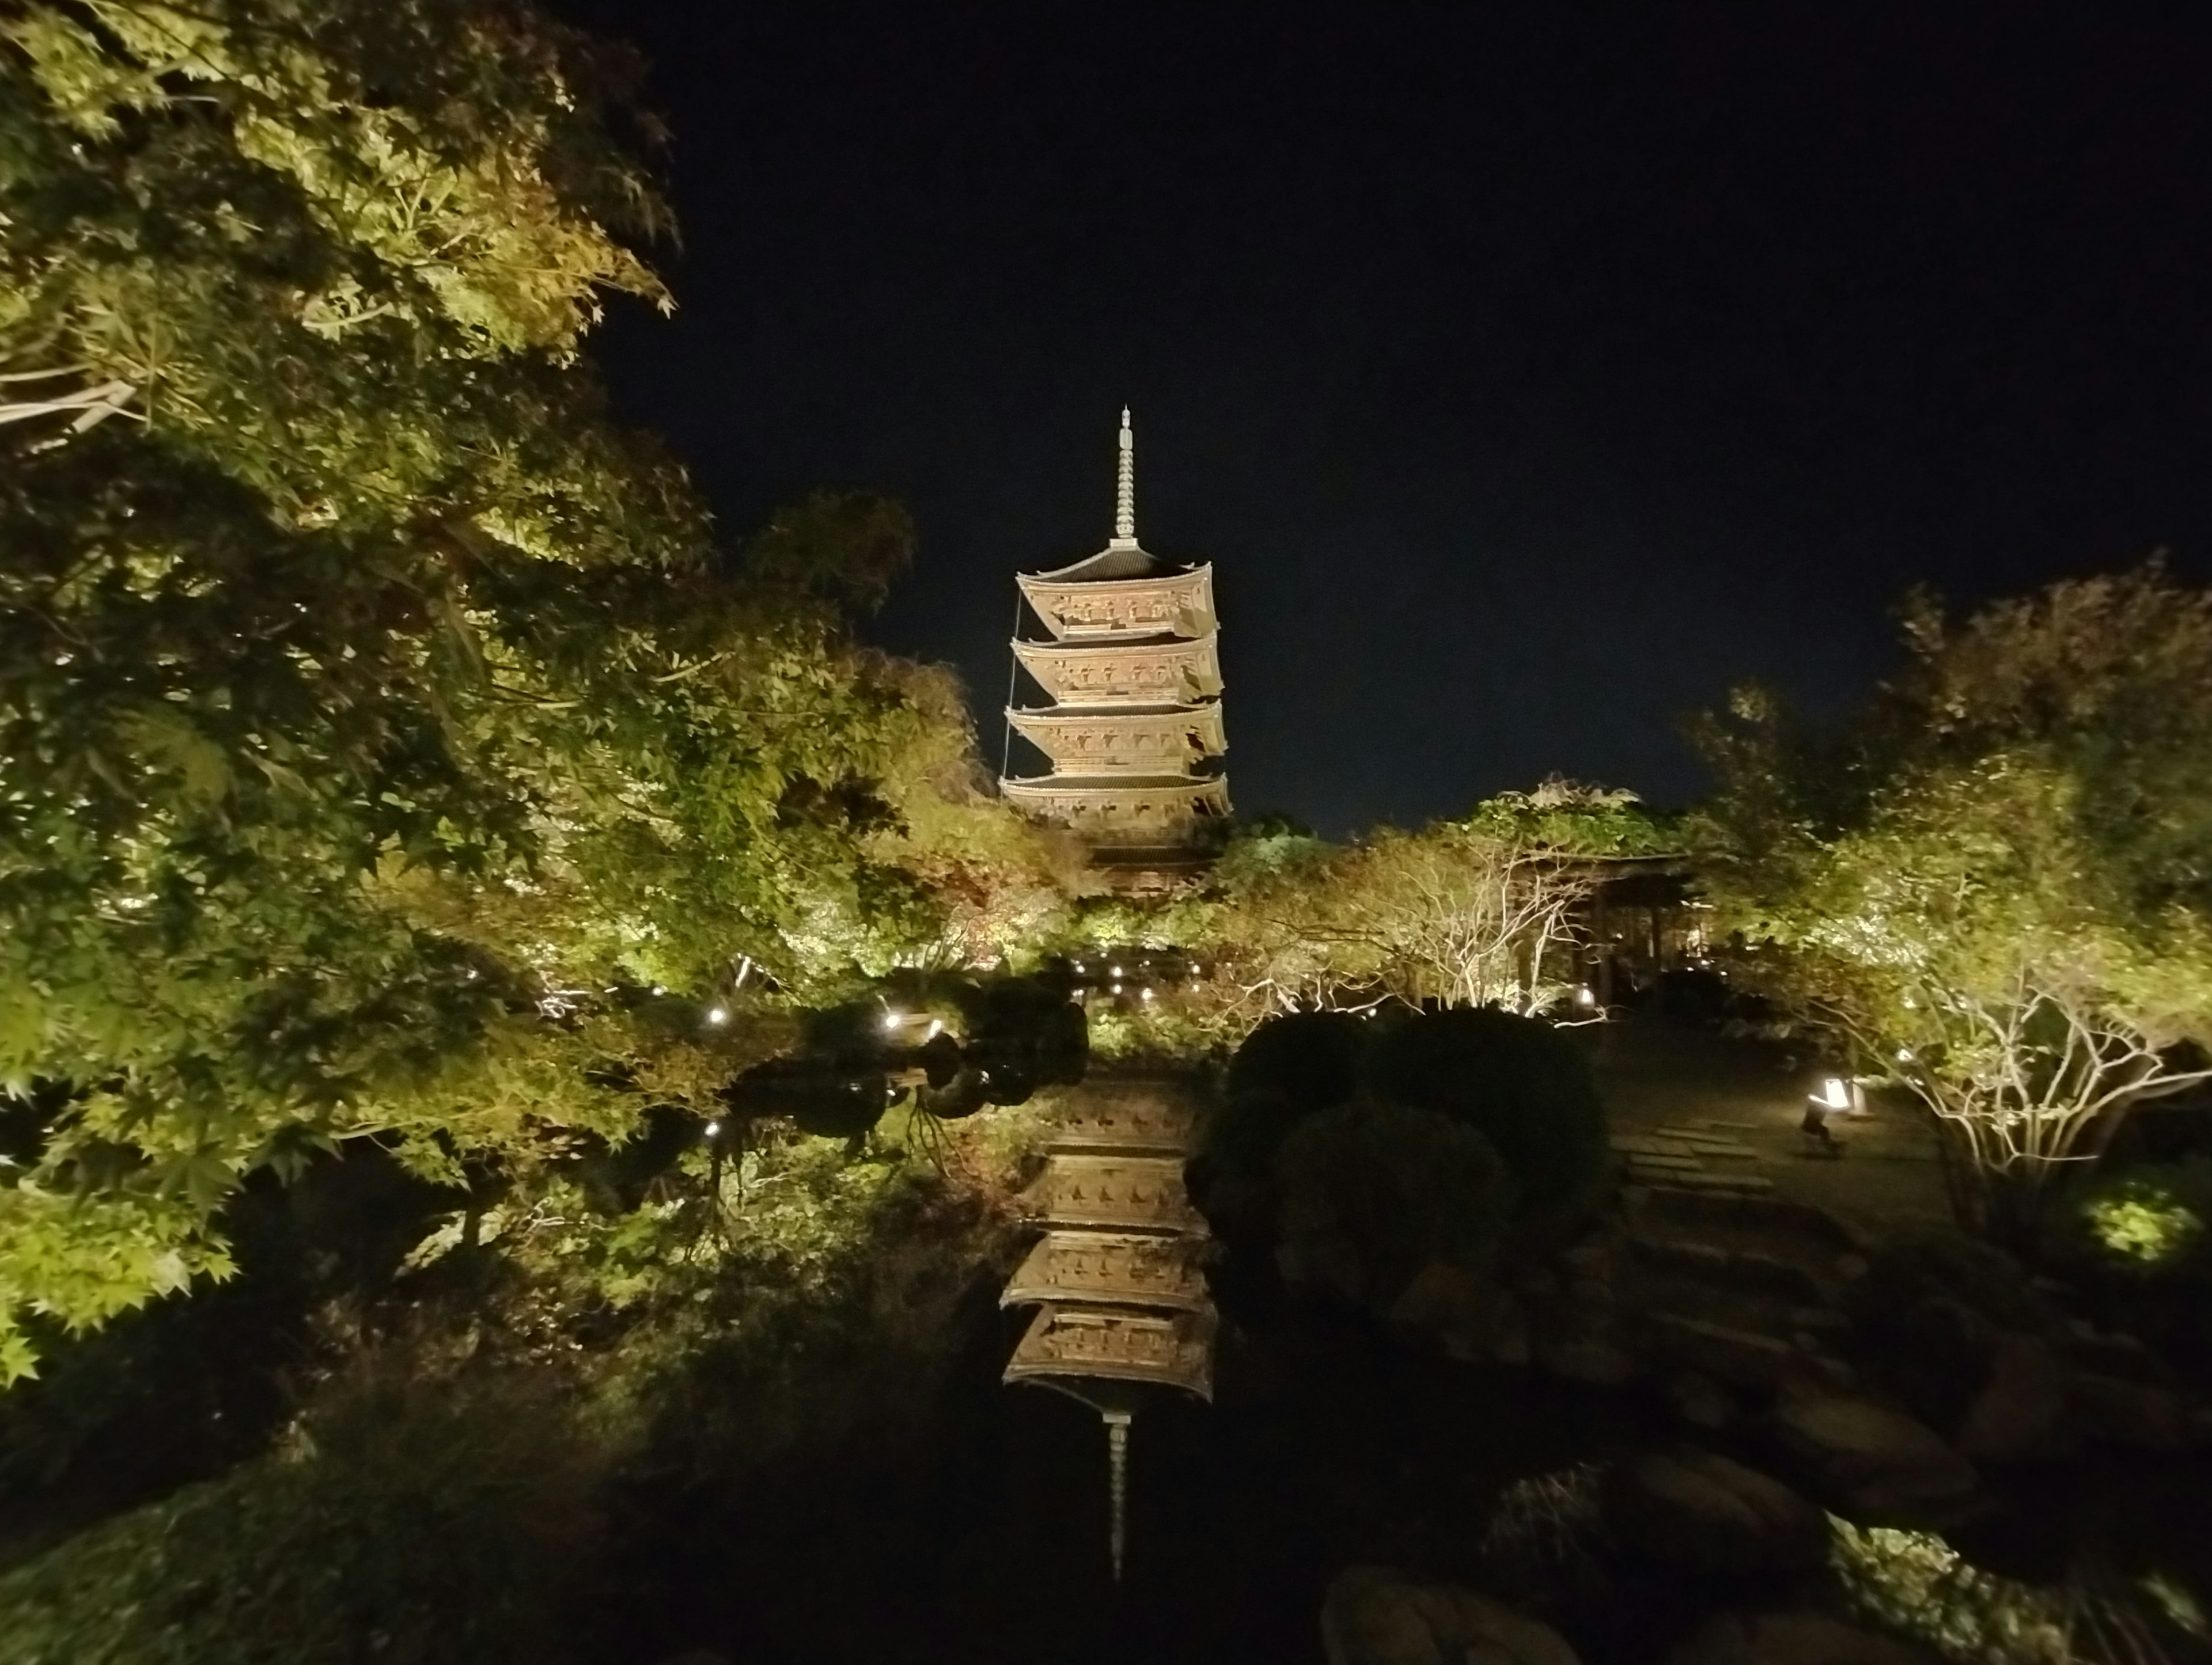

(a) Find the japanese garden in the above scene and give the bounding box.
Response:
[4,5,2212,1664]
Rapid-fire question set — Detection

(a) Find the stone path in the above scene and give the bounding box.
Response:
[1610,1120,1774,1197]
[1592,1019,1952,1241]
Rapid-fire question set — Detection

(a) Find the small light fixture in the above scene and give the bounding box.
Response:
[1111,965,1124,977]
[926,1018,944,1038]
[1895,1047,1914,1064]
[706,1006,729,1026]
[881,1011,903,1032]
[1821,1076,1850,1109]
[652,984,666,996]
[1574,986,1597,1007]
[703,1120,721,1137]
[1141,987,1156,1002]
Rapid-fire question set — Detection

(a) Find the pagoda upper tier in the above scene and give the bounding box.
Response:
[1011,632,1223,708]
[999,409,1230,856]
[1017,563,1215,642]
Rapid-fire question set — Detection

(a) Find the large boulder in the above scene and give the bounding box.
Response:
[1605,1448,1828,1574]
[1768,1395,1976,1523]
[1955,1332,2069,1462]
[1321,1565,1581,1665]
[1669,1611,1941,1665]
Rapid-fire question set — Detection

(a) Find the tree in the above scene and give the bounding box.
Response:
[0,0,1058,1376]
[1694,567,2212,1239]
[1194,780,1669,1022]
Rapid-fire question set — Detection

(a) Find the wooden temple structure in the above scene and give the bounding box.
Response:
[1001,411,1230,880]
[1000,1074,1215,1579]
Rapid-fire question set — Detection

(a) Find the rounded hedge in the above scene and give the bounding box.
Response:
[1275,1098,1515,1309]
[1373,1007,1607,1226]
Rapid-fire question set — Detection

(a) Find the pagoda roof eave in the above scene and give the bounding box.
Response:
[1019,559,1211,591]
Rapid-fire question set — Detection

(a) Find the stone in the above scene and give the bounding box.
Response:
[1536,1326,1642,1387]
[1389,1261,1527,1366]
[1770,1394,1977,1522]
[2069,1372,2196,1451]
[1955,1332,2068,1462]
[1669,1610,1941,1665]
[1605,1448,1828,1573]
[1669,1370,1737,1432]
[1321,1565,1581,1665]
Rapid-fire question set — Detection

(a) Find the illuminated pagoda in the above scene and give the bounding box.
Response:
[1001,410,1230,864]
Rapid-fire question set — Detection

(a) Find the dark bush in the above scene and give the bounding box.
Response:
[1374,1007,1607,1227]
[0,1351,604,1665]
[1225,1011,1368,1114]
[1275,1098,1514,1309]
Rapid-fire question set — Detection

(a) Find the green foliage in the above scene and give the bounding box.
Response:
[1831,1519,2202,1665]
[1176,780,1671,1023]
[2079,1158,2212,1276]
[1692,567,2212,1232]
[0,1347,608,1665]
[1374,1006,1608,1228]
[1275,1098,1513,1309]
[0,0,1074,1375]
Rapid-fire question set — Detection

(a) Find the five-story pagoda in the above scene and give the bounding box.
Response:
[1001,411,1230,862]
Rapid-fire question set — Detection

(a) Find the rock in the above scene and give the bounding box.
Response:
[1669,1610,1941,1665]
[1388,1261,1529,1366]
[2062,1326,2174,1386]
[1533,1276,1640,1385]
[1537,1328,1642,1387]
[2069,1371,2196,1451]
[1770,1394,1976,1522]
[1561,1236,1618,1283]
[1668,1370,1737,1432]
[1956,1332,2068,1462]
[1605,1447,1828,1573]
[1321,1565,1581,1665]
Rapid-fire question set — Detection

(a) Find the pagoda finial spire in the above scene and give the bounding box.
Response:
[1111,406,1137,548]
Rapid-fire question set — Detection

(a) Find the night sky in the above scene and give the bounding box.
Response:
[559,3,2212,836]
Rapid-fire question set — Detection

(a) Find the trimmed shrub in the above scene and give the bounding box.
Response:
[1225,1011,1367,1116]
[1275,1098,1515,1310]
[1202,1012,1368,1179]
[0,1353,604,1665]
[1373,1007,1607,1226]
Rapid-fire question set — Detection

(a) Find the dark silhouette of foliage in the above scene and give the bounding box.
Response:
[1275,1099,1514,1309]
[1374,1007,1608,1227]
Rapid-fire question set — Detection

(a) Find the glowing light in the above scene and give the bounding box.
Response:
[1111,965,1124,977]
[1895,1048,1914,1064]
[1574,986,1597,1007]
[1141,987,1156,1002]
[925,1019,944,1039]
[706,1007,729,1026]
[703,1120,721,1137]
[881,1011,903,1032]
[1822,1076,1850,1109]
[652,984,666,996]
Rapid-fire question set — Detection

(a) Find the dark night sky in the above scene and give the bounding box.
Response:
[558,2,2212,836]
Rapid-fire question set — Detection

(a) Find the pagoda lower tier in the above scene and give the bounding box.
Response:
[999,773,1230,846]
[1005,702,1227,776]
